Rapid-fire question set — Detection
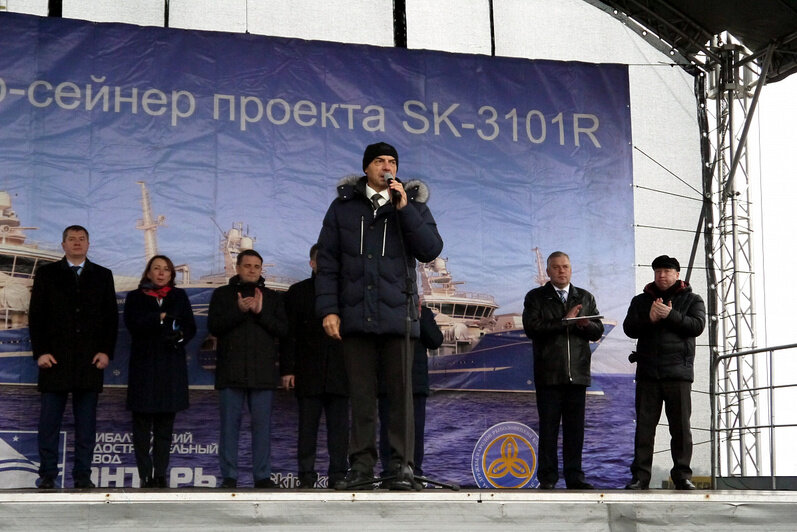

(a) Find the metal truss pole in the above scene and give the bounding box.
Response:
[705,41,772,479]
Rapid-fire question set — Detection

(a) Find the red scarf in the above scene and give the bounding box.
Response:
[142,285,172,299]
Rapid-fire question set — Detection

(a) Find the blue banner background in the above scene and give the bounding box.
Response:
[0,12,635,489]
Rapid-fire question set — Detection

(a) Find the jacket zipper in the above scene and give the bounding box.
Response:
[359,216,364,255]
[382,220,387,256]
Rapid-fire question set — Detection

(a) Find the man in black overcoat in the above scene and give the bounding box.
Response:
[29,225,118,489]
[281,244,348,488]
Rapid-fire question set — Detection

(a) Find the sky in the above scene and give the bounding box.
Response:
[752,73,797,474]
[756,75,797,347]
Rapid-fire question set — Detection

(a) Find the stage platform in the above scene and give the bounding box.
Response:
[3,488,797,530]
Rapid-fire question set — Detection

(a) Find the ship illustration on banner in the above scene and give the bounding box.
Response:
[420,254,614,393]
[0,183,297,388]
[0,183,613,392]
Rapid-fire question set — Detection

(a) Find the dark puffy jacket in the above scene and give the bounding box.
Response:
[522,282,604,387]
[124,287,196,412]
[623,280,705,382]
[208,275,288,390]
[280,275,347,397]
[315,175,443,338]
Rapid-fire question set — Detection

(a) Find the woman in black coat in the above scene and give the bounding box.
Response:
[124,255,196,488]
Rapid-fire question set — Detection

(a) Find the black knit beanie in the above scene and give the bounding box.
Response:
[362,142,398,171]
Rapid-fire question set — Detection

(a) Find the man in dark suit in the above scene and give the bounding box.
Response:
[30,225,118,489]
[281,243,348,489]
[522,251,604,490]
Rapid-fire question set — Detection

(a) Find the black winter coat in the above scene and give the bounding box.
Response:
[124,286,196,412]
[411,305,444,395]
[315,175,443,338]
[29,258,118,393]
[623,280,705,382]
[522,282,604,387]
[280,275,347,397]
[208,275,288,390]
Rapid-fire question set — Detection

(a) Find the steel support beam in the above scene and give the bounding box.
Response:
[704,41,766,478]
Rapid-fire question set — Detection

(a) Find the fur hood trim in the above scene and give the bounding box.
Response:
[335,174,430,204]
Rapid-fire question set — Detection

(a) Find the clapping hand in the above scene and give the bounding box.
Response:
[649,298,672,322]
[237,288,263,314]
[565,303,589,327]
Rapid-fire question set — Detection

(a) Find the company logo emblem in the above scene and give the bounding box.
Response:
[472,421,539,488]
[0,430,63,488]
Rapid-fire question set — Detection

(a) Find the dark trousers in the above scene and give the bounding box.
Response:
[631,379,693,484]
[378,394,427,476]
[297,393,349,483]
[132,412,176,484]
[535,383,587,486]
[38,391,98,482]
[343,335,413,475]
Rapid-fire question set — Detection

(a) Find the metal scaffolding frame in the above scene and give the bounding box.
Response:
[701,42,773,480]
[589,2,781,481]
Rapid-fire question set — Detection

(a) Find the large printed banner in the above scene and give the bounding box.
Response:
[0,12,635,489]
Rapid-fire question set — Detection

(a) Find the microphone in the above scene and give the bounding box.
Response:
[384,172,401,205]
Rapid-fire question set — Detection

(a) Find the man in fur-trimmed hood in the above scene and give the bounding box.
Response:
[315,142,443,490]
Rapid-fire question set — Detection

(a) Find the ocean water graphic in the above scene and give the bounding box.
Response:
[1,374,635,489]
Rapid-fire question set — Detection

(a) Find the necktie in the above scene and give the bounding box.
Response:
[371,194,382,211]
[557,289,567,303]
[71,265,81,277]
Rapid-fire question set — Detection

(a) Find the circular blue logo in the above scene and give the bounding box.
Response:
[472,421,539,488]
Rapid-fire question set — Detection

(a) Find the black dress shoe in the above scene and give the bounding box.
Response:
[219,477,237,489]
[334,470,376,491]
[327,473,346,489]
[37,477,55,489]
[537,481,556,489]
[382,465,421,491]
[298,473,317,488]
[384,472,422,491]
[675,479,697,490]
[625,480,649,490]
[385,477,421,491]
[153,476,167,488]
[566,480,595,490]
[254,478,278,489]
[74,478,95,489]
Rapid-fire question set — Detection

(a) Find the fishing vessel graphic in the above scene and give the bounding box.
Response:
[0,183,296,387]
[0,184,613,392]
[108,182,296,387]
[420,254,614,393]
[0,192,63,385]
